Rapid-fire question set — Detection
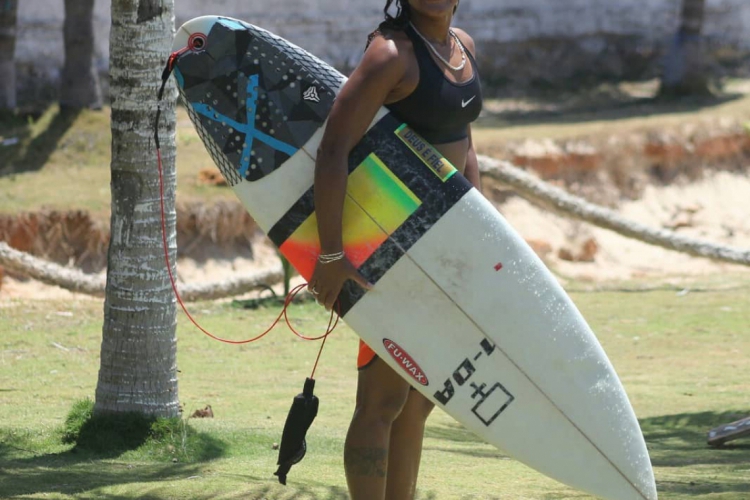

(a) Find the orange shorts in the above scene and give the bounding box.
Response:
[357,340,377,369]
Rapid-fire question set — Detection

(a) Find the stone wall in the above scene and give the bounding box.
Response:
[13,0,750,103]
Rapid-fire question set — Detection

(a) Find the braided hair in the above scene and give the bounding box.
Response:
[366,0,459,49]
[366,0,411,48]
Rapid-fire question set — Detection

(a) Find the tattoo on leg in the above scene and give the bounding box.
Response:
[345,446,387,478]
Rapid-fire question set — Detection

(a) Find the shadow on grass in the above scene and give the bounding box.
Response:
[658,480,750,497]
[0,445,204,498]
[231,476,440,500]
[424,420,483,444]
[244,483,350,500]
[642,411,750,497]
[0,106,80,178]
[424,421,508,460]
[197,473,351,499]
[427,445,506,461]
[478,91,745,128]
[641,410,750,467]
[427,410,750,463]
[0,419,229,498]
[424,411,750,496]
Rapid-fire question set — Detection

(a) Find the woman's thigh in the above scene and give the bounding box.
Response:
[354,357,412,419]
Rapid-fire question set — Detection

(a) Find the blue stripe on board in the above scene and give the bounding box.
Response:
[218,17,246,32]
[189,74,298,177]
[239,73,260,177]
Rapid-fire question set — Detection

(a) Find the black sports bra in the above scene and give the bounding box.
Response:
[386,25,482,144]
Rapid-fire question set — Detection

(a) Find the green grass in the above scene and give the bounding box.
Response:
[1,285,749,499]
[2,83,750,498]
[2,83,749,220]
[473,79,750,145]
[58,398,226,463]
[0,104,236,219]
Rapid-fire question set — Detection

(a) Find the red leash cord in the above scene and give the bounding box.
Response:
[155,114,339,378]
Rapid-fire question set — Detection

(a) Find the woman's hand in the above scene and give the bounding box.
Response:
[308,257,373,311]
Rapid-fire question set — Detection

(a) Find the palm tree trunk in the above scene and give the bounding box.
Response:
[0,0,18,109]
[660,0,710,97]
[95,0,179,418]
[61,0,103,110]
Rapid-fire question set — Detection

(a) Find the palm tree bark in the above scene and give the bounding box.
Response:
[660,0,710,97]
[0,0,18,109]
[61,0,103,110]
[95,0,179,418]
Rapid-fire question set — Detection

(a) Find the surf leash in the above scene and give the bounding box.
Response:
[153,49,338,379]
[155,26,336,485]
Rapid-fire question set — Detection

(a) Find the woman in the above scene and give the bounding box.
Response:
[308,0,482,498]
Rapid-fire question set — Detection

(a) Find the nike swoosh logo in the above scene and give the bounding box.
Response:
[462,96,476,108]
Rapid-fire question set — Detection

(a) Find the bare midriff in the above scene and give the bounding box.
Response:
[433,137,469,174]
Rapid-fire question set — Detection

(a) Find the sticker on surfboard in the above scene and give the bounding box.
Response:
[383,339,429,386]
[433,338,514,426]
[395,124,457,182]
[278,153,421,280]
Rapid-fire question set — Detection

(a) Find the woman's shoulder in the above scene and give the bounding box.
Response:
[367,26,413,55]
[376,26,411,42]
[451,27,476,56]
[363,27,414,68]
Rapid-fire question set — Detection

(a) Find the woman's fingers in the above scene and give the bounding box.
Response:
[308,259,375,310]
[323,291,337,311]
[349,269,374,291]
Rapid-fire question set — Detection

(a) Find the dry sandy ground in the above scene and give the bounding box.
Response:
[500,170,750,284]
[2,170,749,303]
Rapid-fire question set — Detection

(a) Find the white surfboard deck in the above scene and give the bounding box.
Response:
[172,16,657,500]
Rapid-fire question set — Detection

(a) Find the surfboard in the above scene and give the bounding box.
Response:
[172,16,657,500]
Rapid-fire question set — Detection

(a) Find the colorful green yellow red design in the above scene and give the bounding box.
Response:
[279,153,421,279]
[395,124,457,182]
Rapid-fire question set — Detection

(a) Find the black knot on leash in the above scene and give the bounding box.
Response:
[274,377,319,485]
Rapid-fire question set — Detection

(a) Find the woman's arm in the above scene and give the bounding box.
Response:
[311,34,409,310]
[463,125,482,190]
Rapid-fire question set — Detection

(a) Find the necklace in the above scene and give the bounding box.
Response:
[409,22,466,72]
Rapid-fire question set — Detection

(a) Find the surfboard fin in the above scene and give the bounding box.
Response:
[274,377,319,484]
